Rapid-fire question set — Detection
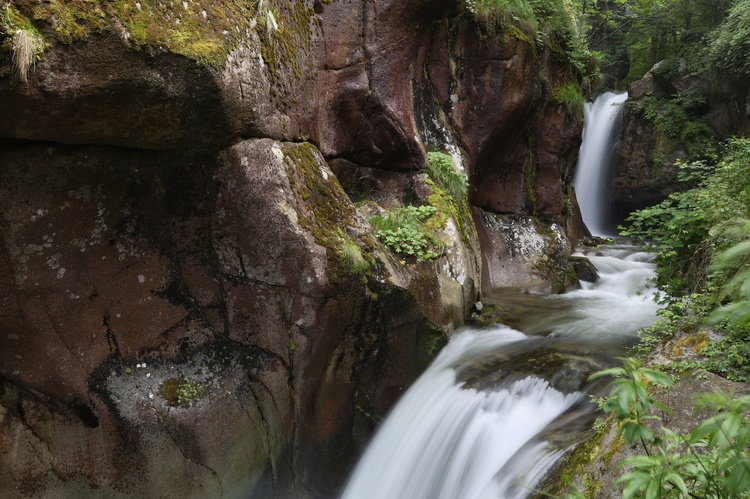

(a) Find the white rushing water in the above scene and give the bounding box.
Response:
[341,244,659,499]
[523,247,660,339]
[340,328,582,499]
[574,92,628,236]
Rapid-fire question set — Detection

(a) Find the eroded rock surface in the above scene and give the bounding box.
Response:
[0,0,586,496]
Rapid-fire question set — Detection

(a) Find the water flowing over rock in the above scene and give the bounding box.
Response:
[574,92,628,236]
[341,243,662,499]
[0,1,586,496]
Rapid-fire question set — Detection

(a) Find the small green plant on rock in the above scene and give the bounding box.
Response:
[589,357,674,449]
[370,205,442,262]
[338,234,370,276]
[426,151,468,202]
[551,82,585,122]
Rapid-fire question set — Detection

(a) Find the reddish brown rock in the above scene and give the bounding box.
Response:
[0,0,586,497]
[0,137,480,497]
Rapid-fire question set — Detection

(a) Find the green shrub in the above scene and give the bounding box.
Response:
[465,0,578,47]
[708,219,750,328]
[370,205,442,261]
[591,359,750,499]
[590,358,674,448]
[527,0,576,46]
[621,138,750,383]
[709,2,750,76]
[621,138,750,297]
[681,120,716,157]
[637,96,689,139]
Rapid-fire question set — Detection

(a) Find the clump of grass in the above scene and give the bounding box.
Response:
[11,28,43,82]
[465,0,537,38]
[426,152,468,202]
[2,5,47,83]
[550,82,585,121]
[339,238,370,276]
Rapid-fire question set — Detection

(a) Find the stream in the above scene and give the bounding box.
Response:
[341,93,653,498]
[341,242,659,499]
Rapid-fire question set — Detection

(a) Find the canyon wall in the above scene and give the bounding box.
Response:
[0,1,584,496]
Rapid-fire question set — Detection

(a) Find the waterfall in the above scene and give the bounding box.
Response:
[573,92,628,236]
[340,328,582,499]
[341,244,659,499]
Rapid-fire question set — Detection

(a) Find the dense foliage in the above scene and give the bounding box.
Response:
[617,137,750,384]
[579,0,736,84]
[709,1,750,76]
[605,137,750,496]
[621,138,750,298]
[590,359,750,498]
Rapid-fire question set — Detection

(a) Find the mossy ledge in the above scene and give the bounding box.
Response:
[2,0,272,67]
[284,141,377,284]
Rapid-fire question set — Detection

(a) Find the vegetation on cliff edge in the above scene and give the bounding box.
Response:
[586,137,750,497]
[0,0,283,69]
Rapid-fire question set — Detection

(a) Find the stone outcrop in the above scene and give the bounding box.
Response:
[0,1,585,497]
[615,57,750,223]
[473,211,578,294]
[614,101,685,218]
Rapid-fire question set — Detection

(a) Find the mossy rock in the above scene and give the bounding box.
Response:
[5,0,275,67]
[569,255,599,283]
[283,141,376,283]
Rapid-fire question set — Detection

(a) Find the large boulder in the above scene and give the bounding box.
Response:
[473,210,577,294]
[0,138,480,497]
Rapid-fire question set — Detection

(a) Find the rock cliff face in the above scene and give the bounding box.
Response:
[0,1,584,497]
[615,59,750,223]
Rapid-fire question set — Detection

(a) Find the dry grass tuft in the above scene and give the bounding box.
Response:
[11,28,43,83]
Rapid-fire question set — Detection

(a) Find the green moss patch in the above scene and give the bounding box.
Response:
[158,377,208,406]
[6,0,267,67]
[284,142,375,282]
[257,1,316,100]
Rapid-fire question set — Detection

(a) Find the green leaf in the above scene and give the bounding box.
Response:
[588,366,627,380]
[640,368,674,387]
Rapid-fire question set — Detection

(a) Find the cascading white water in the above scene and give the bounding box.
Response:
[574,91,628,236]
[340,328,582,499]
[341,245,660,499]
